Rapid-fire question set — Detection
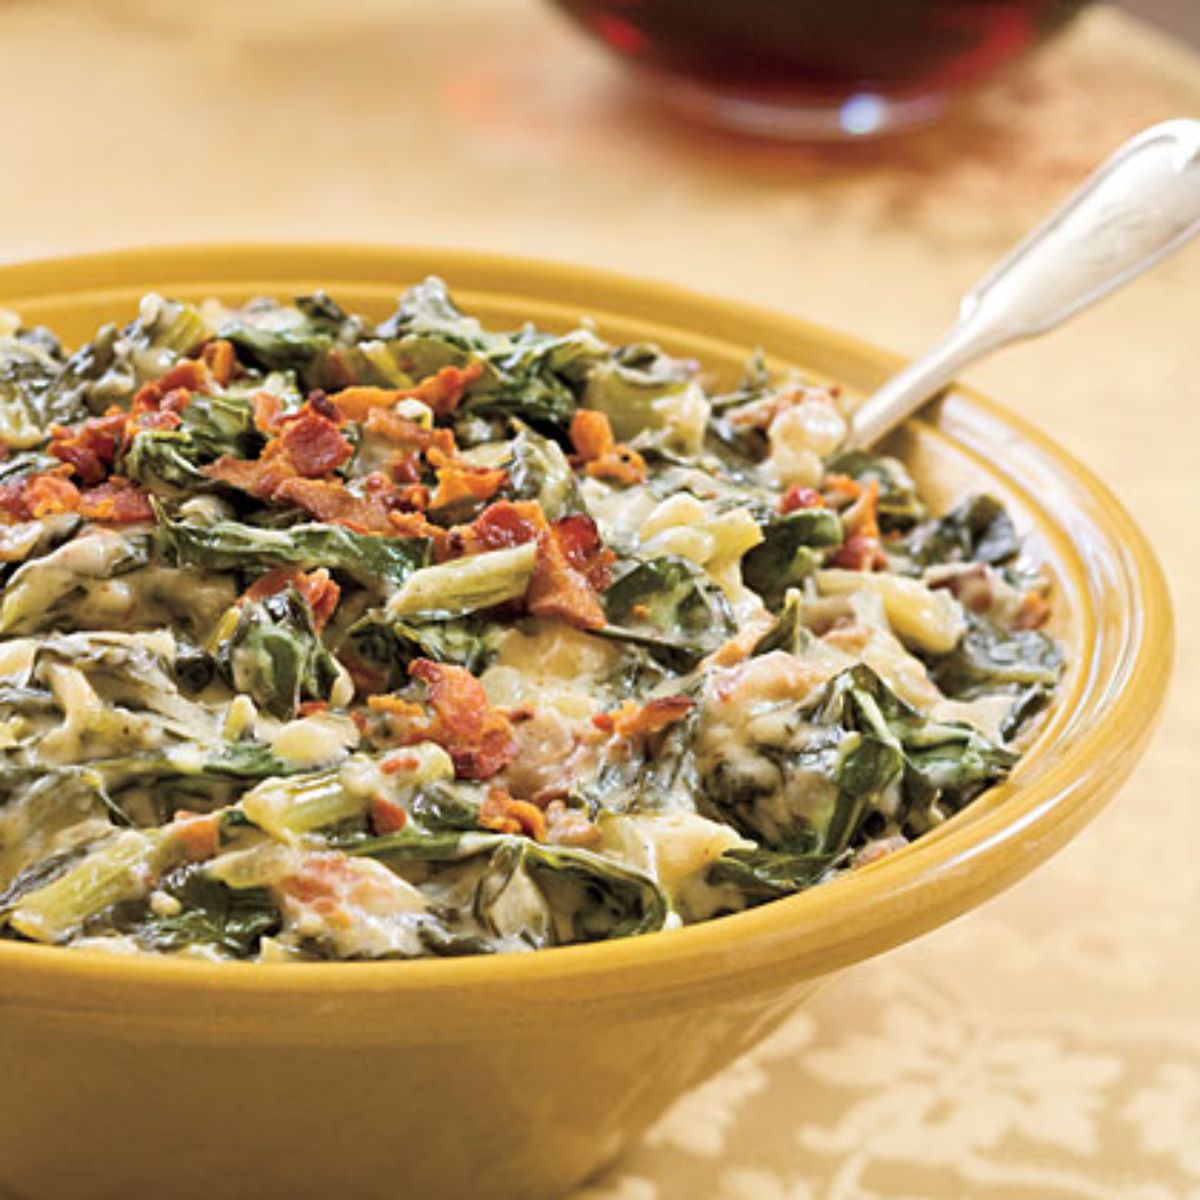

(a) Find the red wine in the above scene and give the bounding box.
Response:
[552,0,1088,136]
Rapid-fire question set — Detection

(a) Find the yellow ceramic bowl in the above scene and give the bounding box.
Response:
[0,246,1172,1200]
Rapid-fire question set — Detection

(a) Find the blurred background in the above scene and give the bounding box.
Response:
[1122,0,1199,44]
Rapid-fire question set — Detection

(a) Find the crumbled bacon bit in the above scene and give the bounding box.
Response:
[0,470,155,525]
[204,454,292,499]
[780,484,824,514]
[201,339,238,386]
[50,358,221,487]
[241,566,341,630]
[447,498,547,557]
[569,410,615,461]
[569,409,647,485]
[441,501,610,630]
[823,474,864,501]
[363,407,458,460]
[926,563,994,614]
[479,786,546,841]
[527,527,606,629]
[367,694,426,720]
[429,462,507,511]
[405,362,485,418]
[149,359,210,396]
[380,752,421,774]
[369,793,409,835]
[332,387,407,424]
[205,399,352,499]
[1014,591,1051,630]
[281,852,408,925]
[703,611,777,669]
[332,363,484,423]
[22,473,81,518]
[298,700,331,717]
[604,695,694,738]
[307,390,341,422]
[271,475,387,534]
[828,476,886,571]
[585,446,647,486]
[276,408,353,477]
[388,660,517,780]
[551,512,614,594]
[832,534,885,572]
[253,392,286,434]
[76,477,156,523]
[48,411,128,484]
[387,508,444,541]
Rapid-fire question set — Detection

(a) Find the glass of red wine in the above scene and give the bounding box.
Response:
[550,0,1091,140]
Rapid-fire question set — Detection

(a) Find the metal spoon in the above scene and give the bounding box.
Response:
[847,118,1200,448]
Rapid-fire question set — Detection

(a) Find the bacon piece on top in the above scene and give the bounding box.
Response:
[479,787,547,841]
[368,660,516,780]
[569,409,647,485]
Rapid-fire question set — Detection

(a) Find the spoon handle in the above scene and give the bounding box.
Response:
[848,118,1200,448]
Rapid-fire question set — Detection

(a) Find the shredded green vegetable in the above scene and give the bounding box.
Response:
[0,281,1060,959]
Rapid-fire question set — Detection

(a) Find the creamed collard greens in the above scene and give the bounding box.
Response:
[0,282,1061,959]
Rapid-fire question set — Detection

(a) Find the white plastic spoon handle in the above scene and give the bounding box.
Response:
[848,118,1200,448]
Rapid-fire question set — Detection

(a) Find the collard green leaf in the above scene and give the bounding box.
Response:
[926,612,1062,741]
[582,343,692,442]
[105,863,280,956]
[0,845,91,911]
[157,515,431,591]
[0,449,59,485]
[0,331,73,446]
[742,508,843,610]
[64,743,322,826]
[598,555,735,670]
[458,378,577,433]
[1,530,153,635]
[386,542,537,620]
[349,828,668,948]
[218,292,371,390]
[409,783,487,833]
[750,590,813,658]
[697,663,1014,857]
[48,297,210,416]
[696,716,848,856]
[903,494,1019,568]
[705,846,836,905]
[344,610,500,688]
[377,276,492,349]
[816,664,1017,826]
[382,279,694,439]
[216,586,342,720]
[582,696,701,815]
[123,393,262,493]
[523,838,668,941]
[928,614,1062,698]
[504,425,584,519]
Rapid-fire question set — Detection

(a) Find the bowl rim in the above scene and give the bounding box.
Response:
[0,243,1174,1021]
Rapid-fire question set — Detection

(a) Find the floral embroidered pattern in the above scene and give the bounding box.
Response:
[580,917,1200,1200]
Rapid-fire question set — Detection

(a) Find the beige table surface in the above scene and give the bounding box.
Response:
[2,2,1199,1197]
